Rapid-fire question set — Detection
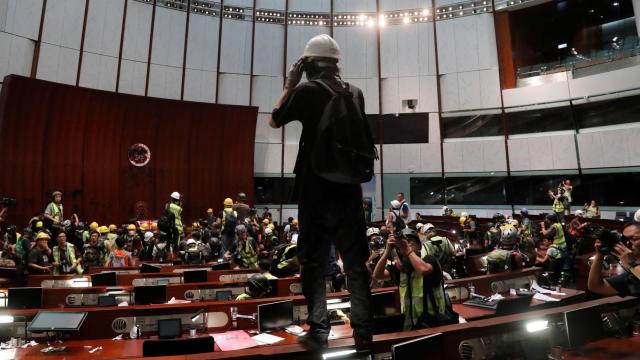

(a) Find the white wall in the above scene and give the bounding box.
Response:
[443,138,507,173]
[183,12,219,103]
[118,0,152,95]
[577,125,640,168]
[0,32,34,79]
[508,133,578,171]
[148,6,186,99]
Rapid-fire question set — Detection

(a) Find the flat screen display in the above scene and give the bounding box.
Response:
[215,290,232,301]
[392,333,443,360]
[140,264,162,273]
[28,311,87,332]
[91,272,117,286]
[8,287,43,309]
[372,291,397,317]
[134,285,167,305]
[258,300,293,333]
[564,305,605,349]
[157,318,182,339]
[183,269,208,284]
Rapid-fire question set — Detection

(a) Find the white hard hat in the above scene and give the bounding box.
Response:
[264,227,273,236]
[170,192,181,200]
[460,212,468,218]
[424,223,435,231]
[302,34,341,60]
[144,232,154,242]
[575,210,585,217]
[443,206,449,210]
[390,200,401,209]
[366,227,380,237]
[415,223,424,229]
[186,239,196,245]
[634,209,640,222]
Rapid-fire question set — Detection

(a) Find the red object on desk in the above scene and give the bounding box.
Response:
[211,330,258,351]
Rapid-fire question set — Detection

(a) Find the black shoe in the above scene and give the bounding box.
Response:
[298,332,328,351]
[353,331,373,353]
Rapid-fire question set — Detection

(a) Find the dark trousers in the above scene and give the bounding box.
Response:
[297,173,373,337]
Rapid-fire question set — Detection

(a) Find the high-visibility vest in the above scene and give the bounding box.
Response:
[551,223,566,249]
[53,243,84,274]
[585,206,598,218]
[276,244,297,269]
[50,203,63,222]
[168,203,184,235]
[552,198,564,213]
[235,293,252,300]
[398,271,446,331]
[238,239,257,269]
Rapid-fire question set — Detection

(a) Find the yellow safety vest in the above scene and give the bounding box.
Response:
[552,198,564,213]
[551,223,566,249]
[53,243,84,274]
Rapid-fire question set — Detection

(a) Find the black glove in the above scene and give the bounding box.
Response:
[285,58,304,89]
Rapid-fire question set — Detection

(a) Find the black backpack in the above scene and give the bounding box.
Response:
[222,210,237,235]
[157,205,176,233]
[309,79,378,184]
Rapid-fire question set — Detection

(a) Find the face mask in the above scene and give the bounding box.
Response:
[128,230,136,236]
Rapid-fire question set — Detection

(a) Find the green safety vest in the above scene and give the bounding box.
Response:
[263,272,278,280]
[585,206,598,218]
[551,223,566,249]
[399,271,446,331]
[277,244,297,270]
[235,293,252,300]
[168,203,183,235]
[14,234,24,258]
[238,239,257,269]
[552,198,564,213]
[53,243,84,274]
[50,203,62,221]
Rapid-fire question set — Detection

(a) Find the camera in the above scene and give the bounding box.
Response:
[0,197,17,207]
[584,224,624,255]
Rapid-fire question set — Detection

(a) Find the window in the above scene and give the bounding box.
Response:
[506,106,574,135]
[443,114,503,138]
[510,175,582,205]
[366,114,381,144]
[444,177,510,205]
[381,113,429,144]
[574,94,640,129]
[254,177,296,205]
[580,173,640,207]
[410,177,445,205]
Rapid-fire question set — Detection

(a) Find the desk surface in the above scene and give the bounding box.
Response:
[14,325,354,360]
[453,288,584,321]
[563,336,640,360]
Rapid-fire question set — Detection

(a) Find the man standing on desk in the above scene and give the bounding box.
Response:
[588,221,640,296]
[268,34,374,352]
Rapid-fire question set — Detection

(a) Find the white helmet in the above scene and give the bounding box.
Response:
[424,223,435,231]
[634,209,640,222]
[170,192,181,200]
[303,34,341,60]
[186,239,196,246]
[264,227,273,236]
[415,223,424,230]
[144,232,154,242]
[366,227,379,237]
[575,210,585,217]
[390,200,401,209]
[460,211,468,218]
[443,206,449,211]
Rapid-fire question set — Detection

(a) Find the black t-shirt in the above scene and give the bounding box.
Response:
[272,77,366,182]
[28,248,50,273]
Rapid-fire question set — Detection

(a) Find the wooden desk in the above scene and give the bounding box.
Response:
[563,336,640,360]
[453,288,585,321]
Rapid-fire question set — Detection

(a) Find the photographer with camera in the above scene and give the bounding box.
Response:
[548,188,567,222]
[588,222,640,296]
[373,227,458,330]
[52,232,83,275]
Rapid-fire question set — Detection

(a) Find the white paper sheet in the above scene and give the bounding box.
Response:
[252,333,285,345]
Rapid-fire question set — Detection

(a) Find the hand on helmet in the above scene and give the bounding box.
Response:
[285,58,304,89]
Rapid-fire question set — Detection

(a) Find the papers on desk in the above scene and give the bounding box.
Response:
[252,333,285,345]
[284,325,305,335]
[533,293,560,302]
[0,348,15,360]
[211,330,259,351]
[531,281,566,296]
[167,297,191,304]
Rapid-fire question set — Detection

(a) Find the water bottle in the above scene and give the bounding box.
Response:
[468,283,475,296]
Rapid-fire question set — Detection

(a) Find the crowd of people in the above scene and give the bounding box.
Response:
[0,191,303,284]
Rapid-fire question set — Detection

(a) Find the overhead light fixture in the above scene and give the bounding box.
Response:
[526,320,549,333]
[403,16,411,24]
[422,9,429,16]
[613,2,619,6]
[557,43,567,49]
[378,14,386,26]
[367,18,375,27]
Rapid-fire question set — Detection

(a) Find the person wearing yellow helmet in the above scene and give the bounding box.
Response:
[460,212,476,248]
[27,232,53,274]
[107,224,118,242]
[125,224,142,257]
[219,197,238,252]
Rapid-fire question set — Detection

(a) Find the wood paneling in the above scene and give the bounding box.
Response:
[494,12,516,90]
[0,75,257,226]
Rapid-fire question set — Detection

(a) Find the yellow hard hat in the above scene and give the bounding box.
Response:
[192,222,201,229]
[36,221,44,228]
[262,218,270,225]
[151,223,158,230]
[223,198,233,206]
[89,222,99,231]
[459,217,466,226]
[140,223,148,231]
[109,224,117,232]
[36,232,50,240]
[267,224,275,230]
[127,224,136,231]
[98,226,109,234]
[292,219,299,226]
[207,208,213,214]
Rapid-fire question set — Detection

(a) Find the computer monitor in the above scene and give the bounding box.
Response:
[134,285,167,305]
[97,295,117,307]
[157,318,182,339]
[211,262,230,270]
[392,333,443,360]
[8,287,43,309]
[564,304,605,349]
[28,311,88,332]
[372,291,397,316]
[215,290,232,301]
[257,300,293,333]
[495,295,533,316]
[140,263,162,273]
[183,269,208,284]
[91,271,117,286]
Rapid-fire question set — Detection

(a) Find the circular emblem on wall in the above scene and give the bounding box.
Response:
[128,143,151,167]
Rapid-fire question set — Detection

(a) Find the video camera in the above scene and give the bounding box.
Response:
[584,224,625,255]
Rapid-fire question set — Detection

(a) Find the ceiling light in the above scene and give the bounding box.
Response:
[367,18,375,27]
[422,9,429,16]
[378,15,386,26]
[403,16,411,24]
